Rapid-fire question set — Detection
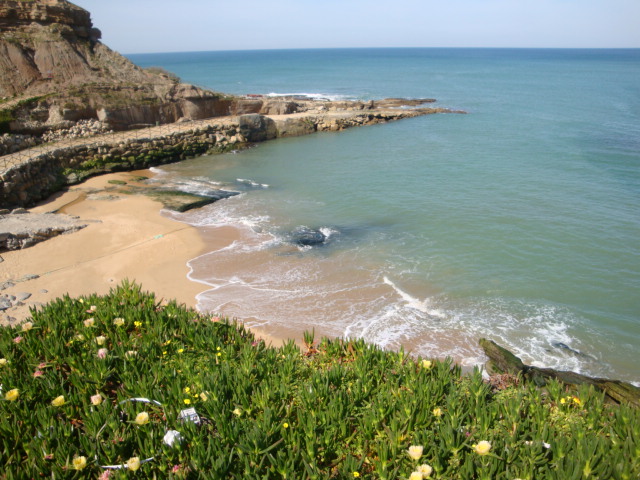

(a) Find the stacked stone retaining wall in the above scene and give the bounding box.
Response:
[0,107,448,208]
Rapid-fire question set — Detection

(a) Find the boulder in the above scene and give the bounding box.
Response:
[238,114,277,142]
[291,227,326,247]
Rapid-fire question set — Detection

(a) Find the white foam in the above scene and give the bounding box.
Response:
[265,92,352,102]
[237,178,269,189]
[383,276,445,318]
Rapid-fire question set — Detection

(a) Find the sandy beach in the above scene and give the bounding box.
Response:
[0,171,287,346]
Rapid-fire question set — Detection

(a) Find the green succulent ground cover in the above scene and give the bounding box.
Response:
[0,282,638,479]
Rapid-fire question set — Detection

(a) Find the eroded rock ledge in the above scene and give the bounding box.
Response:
[480,338,640,407]
[0,99,463,208]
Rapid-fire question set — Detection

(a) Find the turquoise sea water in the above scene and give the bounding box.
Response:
[128,49,640,383]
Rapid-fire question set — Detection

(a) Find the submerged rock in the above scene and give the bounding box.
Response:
[291,227,327,247]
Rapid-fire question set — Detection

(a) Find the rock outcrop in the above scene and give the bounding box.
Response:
[479,338,640,408]
[0,0,237,133]
[0,209,87,250]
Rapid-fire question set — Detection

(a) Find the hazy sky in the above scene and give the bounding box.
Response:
[73,0,640,54]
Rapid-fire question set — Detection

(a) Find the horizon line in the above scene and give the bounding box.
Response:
[122,46,640,56]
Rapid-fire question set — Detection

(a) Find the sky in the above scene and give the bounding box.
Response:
[72,0,640,54]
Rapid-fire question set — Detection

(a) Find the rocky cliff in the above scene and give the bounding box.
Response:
[0,0,235,133]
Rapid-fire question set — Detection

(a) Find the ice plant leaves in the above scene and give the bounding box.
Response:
[0,281,638,478]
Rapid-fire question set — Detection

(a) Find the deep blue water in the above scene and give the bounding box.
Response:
[129,49,640,383]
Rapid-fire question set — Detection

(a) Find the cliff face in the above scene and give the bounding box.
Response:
[0,0,234,132]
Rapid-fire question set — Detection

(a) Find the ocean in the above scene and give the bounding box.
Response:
[127,48,640,384]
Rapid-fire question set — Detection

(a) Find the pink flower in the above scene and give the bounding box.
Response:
[96,348,108,359]
[13,336,23,344]
[98,470,112,480]
[171,465,182,473]
[33,370,44,378]
[38,362,47,368]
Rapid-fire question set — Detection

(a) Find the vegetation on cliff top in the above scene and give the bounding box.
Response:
[0,282,638,478]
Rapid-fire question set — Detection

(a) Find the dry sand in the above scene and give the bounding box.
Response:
[0,171,287,347]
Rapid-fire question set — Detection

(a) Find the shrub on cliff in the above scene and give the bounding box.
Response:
[0,282,638,478]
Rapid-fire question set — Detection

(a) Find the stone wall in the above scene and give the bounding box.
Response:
[0,106,449,208]
[0,114,275,208]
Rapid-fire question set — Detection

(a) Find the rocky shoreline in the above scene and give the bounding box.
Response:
[0,98,462,209]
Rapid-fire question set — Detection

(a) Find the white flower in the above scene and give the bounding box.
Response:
[409,472,423,480]
[126,457,140,471]
[21,322,34,332]
[95,335,106,345]
[417,464,433,477]
[135,411,149,425]
[407,445,424,460]
[473,440,492,456]
[90,394,103,406]
[0,358,7,367]
[84,318,95,327]
[113,317,125,326]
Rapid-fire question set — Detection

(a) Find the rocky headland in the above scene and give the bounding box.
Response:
[0,0,462,209]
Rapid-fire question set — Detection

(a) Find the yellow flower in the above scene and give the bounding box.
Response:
[572,396,582,406]
[283,422,289,429]
[418,464,433,477]
[22,321,34,332]
[126,456,141,471]
[90,394,102,406]
[5,388,19,401]
[51,395,65,407]
[407,445,424,460]
[183,387,191,393]
[135,411,149,425]
[0,358,7,367]
[183,398,191,405]
[560,397,566,404]
[163,340,172,346]
[216,352,222,357]
[473,440,492,456]
[134,321,142,328]
[75,334,85,341]
[73,456,87,470]
[409,472,423,480]
[113,317,125,326]
[432,407,442,417]
[353,472,360,478]
[177,348,184,353]
[421,359,432,369]
[95,336,106,346]
[84,318,95,327]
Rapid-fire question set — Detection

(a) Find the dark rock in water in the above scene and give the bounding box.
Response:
[552,342,595,360]
[146,189,239,212]
[291,227,327,247]
[479,338,640,408]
